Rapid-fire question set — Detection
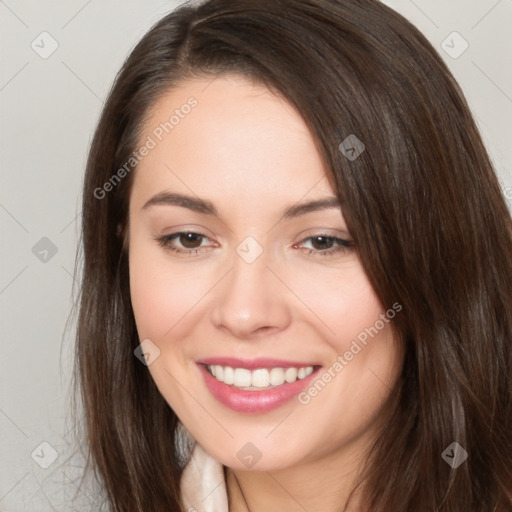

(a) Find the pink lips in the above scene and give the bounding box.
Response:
[196,357,321,413]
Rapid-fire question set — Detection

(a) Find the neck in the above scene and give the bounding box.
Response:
[225,443,367,512]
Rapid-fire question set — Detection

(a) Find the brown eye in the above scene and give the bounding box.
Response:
[310,236,335,250]
[156,231,216,255]
[179,232,204,249]
[295,234,354,257]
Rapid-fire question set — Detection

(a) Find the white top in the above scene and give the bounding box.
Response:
[180,440,230,512]
[176,421,237,512]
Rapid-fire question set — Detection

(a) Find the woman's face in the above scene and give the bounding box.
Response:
[128,74,403,471]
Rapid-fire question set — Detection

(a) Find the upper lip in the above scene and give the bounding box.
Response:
[196,357,320,370]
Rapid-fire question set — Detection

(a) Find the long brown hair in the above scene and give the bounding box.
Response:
[74,0,512,510]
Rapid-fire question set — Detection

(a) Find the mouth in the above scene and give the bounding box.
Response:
[205,364,315,390]
[196,357,322,413]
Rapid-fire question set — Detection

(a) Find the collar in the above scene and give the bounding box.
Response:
[179,430,229,512]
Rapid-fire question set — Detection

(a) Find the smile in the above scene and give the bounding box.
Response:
[206,364,314,390]
[197,358,321,413]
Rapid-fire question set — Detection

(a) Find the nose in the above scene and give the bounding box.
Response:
[210,251,292,340]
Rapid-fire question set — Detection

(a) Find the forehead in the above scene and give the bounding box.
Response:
[130,74,334,211]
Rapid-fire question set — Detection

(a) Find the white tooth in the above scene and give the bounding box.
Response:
[215,365,224,382]
[209,365,314,388]
[224,366,234,385]
[234,368,252,387]
[284,367,298,383]
[252,369,270,388]
[269,368,285,386]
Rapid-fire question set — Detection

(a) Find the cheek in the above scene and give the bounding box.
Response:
[129,254,175,341]
[279,257,386,350]
[129,240,212,342]
[128,241,210,402]
[283,258,402,403]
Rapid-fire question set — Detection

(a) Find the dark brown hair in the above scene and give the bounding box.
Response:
[74,0,512,510]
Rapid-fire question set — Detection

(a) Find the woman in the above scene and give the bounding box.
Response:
[75,0,512,510]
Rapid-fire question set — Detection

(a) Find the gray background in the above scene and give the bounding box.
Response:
[1,0,511,510]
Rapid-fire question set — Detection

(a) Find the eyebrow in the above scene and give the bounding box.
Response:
[142,192,341,218]
[142,192,217,215]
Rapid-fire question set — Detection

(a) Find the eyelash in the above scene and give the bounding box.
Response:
[155,231,354,257]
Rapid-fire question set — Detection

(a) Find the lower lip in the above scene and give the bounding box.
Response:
[198,364,320,413]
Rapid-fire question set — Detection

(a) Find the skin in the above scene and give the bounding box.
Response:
[128,74,404,512]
